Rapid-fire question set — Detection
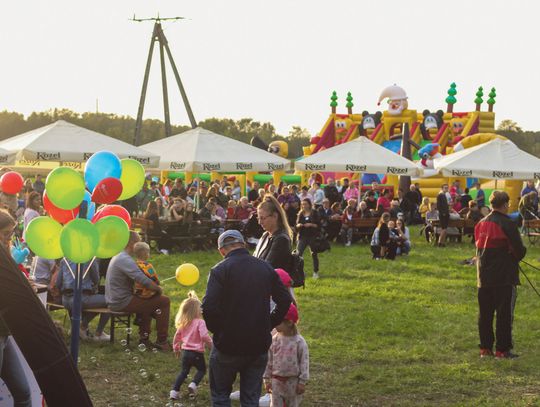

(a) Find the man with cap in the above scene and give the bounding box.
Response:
[203,230,292,407]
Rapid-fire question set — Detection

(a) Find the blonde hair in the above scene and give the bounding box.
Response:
[280,319,298,336]
[133,242,150,259]
[175,291,202,330]
[258,194,292,239]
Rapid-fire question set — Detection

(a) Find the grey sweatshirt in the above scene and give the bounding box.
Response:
[105,251,155,311]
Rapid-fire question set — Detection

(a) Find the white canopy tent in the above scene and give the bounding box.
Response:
[0,148,17,166]
[433,138,540,180]
[295,136,423,177]
[0,120,159,167]
[141,127,290,172]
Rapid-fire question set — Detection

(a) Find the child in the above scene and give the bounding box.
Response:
[264,304,309,407]
[419,197,430,219]
[226,200,237,219]
[133,242,159,299]
[170,291,213,401]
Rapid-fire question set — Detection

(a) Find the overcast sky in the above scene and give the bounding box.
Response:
[0,0,538,136]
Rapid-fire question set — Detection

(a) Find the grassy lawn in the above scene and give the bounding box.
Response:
[68,227,540,406]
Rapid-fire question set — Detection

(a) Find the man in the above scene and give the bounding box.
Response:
[521,180,538,213]
[234,197,254,223]
[323,178,340,206]
[311,183,325,208]
[403,185,420,225]
[248,181,260,203]
[32,174,45,196]
[105,232,171,350]
[436,184,450,247]
[475,191,526,359]
[169,178,188,200]
[475,182,485,209]
[136,182,153,214]
[203,230,291,407]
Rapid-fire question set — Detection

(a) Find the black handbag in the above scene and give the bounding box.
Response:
[311,233,330,254]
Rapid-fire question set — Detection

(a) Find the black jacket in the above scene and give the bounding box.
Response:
[253,229,292,272]
[323,185,340,205]
[436,192,449,216]
[296,210,320,239]
[475,211,526,287]
[202,248,292,356]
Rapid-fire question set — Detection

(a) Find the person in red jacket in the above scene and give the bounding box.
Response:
[475,191,526,359]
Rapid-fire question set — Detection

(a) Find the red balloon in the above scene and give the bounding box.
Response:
[43,191,80,224]
[91,177,123,204]
[0,171,24,195]
[92,205,131,228]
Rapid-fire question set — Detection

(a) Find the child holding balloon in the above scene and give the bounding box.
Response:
[170,291,212,401]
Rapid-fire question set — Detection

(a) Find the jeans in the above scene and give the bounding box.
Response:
[297,236,319,273]
[478,285,517,352]
[0,336,32,407]
[209,347,268,407]
[123,294,170,343]
[63,294,110,334]
[173,350,206,390]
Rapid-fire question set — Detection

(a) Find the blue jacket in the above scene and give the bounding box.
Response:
[202,248,292,356]
[57,260,99,295]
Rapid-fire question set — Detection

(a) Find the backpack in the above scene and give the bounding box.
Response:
[289,250,305,288]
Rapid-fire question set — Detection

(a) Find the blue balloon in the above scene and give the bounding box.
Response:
[11,246,29,265]
[84,151,122,192]
[78,191,96,220]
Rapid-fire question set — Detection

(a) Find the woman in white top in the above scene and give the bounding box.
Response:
[23,191,41,240]
[395,218,411,255]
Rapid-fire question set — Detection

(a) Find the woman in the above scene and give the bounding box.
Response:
[376,189,392,214]
[395,218,411,255]
[0,209,32,406]
[370,212,396,260]
[253,194,293,273]
[296,199,322,278]
[340,199,360,246]
[182,202,200,225]
[231,180,241,201]
[144,201,174,255]
[23,191,41,241]
[155,197,167,221]
[169,198,185,222]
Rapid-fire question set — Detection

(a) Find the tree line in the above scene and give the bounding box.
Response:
[0,109,312,158]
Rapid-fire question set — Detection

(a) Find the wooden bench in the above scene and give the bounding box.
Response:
[350,218,378,238]
[428,218,478,243]
[47,302,132,344]
[523,219,540,244]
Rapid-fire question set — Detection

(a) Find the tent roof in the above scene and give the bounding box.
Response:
[0,120,159,167]
[141,127,290,172]
[433,138,540,180]
[294,136,422,177]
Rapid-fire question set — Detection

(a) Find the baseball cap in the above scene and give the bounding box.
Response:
[275,268,292,288]
[217,230,245,249]
[284,303,299,324]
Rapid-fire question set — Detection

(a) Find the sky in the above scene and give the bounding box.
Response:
[0,0,539,137]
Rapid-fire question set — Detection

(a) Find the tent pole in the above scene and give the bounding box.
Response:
[157,24,172,138]
[70,263,83,365]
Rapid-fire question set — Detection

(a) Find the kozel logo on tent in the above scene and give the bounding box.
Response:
[492,171,513,178]
[236,163,253,170]
[268,163,285,171]
[451,170,473,176]
[386,166,408,175]
[36,152,61,160]
[203,163,221,171]
[170,162,186,170]
[304,164,326,171]
[534,173,540,180]
[0,155,9,163]
[130,156,151,165]
[345,164,367,172]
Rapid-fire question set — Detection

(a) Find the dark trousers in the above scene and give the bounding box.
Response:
[209,347,267,407]
[478,285,517,352]
[173,350,206,390]
[122,294,170,343]
[371,243,397,260]
[297,236,319,273]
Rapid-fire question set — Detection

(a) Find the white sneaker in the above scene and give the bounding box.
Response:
[230,390,240,400]
[79,328,90,340]
[188,382,197,399]
[160,249,169,255]
[259,393,271,407]
[169,390,180,400]
[345,241,351,247]
[93,332,110,342]
[313,272,319,279]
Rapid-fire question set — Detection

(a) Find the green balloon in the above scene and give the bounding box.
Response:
[25,216,63,259]
[60,218,99,263]
[118,159,145,200]
[46,167,86,210]
[95,216,129,258]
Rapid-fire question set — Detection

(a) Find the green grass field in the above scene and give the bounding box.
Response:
[70,227,540,406]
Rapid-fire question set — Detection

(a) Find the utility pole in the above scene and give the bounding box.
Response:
[131,15,197,146]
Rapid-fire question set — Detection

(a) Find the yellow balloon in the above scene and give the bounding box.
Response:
[175,263,200,286]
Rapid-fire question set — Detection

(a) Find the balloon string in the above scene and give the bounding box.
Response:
[82,256,97,280]
[63,258,76,279]
[160,276,176,283]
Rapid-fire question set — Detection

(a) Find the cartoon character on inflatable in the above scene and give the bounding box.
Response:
[359,111,382,137]
[377,84,408,116]
[250,137,289,158]
[418,143,442,169]
[421,110,444,140]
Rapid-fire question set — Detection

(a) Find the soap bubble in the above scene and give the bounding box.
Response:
[155,308,162,315]
[138,343,147,352]
[132,394,139,401]
[152,347,158,354]
[120,339,128,346]
[126,327,133,334]
[125,349,131,354]
[132,356,139,363]
[140,371,148,378]
[154,372,160,379]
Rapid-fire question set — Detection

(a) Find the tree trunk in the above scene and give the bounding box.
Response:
[347,107,352,115]
[488,104,493,112]
[446,103,453,113]
[331,107,336,114]
[475,103,481,111]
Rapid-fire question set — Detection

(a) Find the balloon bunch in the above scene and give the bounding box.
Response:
[26,152,145,263]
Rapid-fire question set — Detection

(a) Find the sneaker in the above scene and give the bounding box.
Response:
[93,331,111,342]
[479,348,494,358]
[230,390,240,400]
[79,328,91,340]
[345,241,351,247]
[495,350,519,359]
[259,393,271,407]
[154,341,172,352]
[312,272,319,279]
[188,382,197,399]
[169,390,180,400]
[160,249,170,255]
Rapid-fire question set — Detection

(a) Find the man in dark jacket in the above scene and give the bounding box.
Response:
[323,178,340,206]
[475,191,527,359]
[436,184,450,247]
[203,230,292,406]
